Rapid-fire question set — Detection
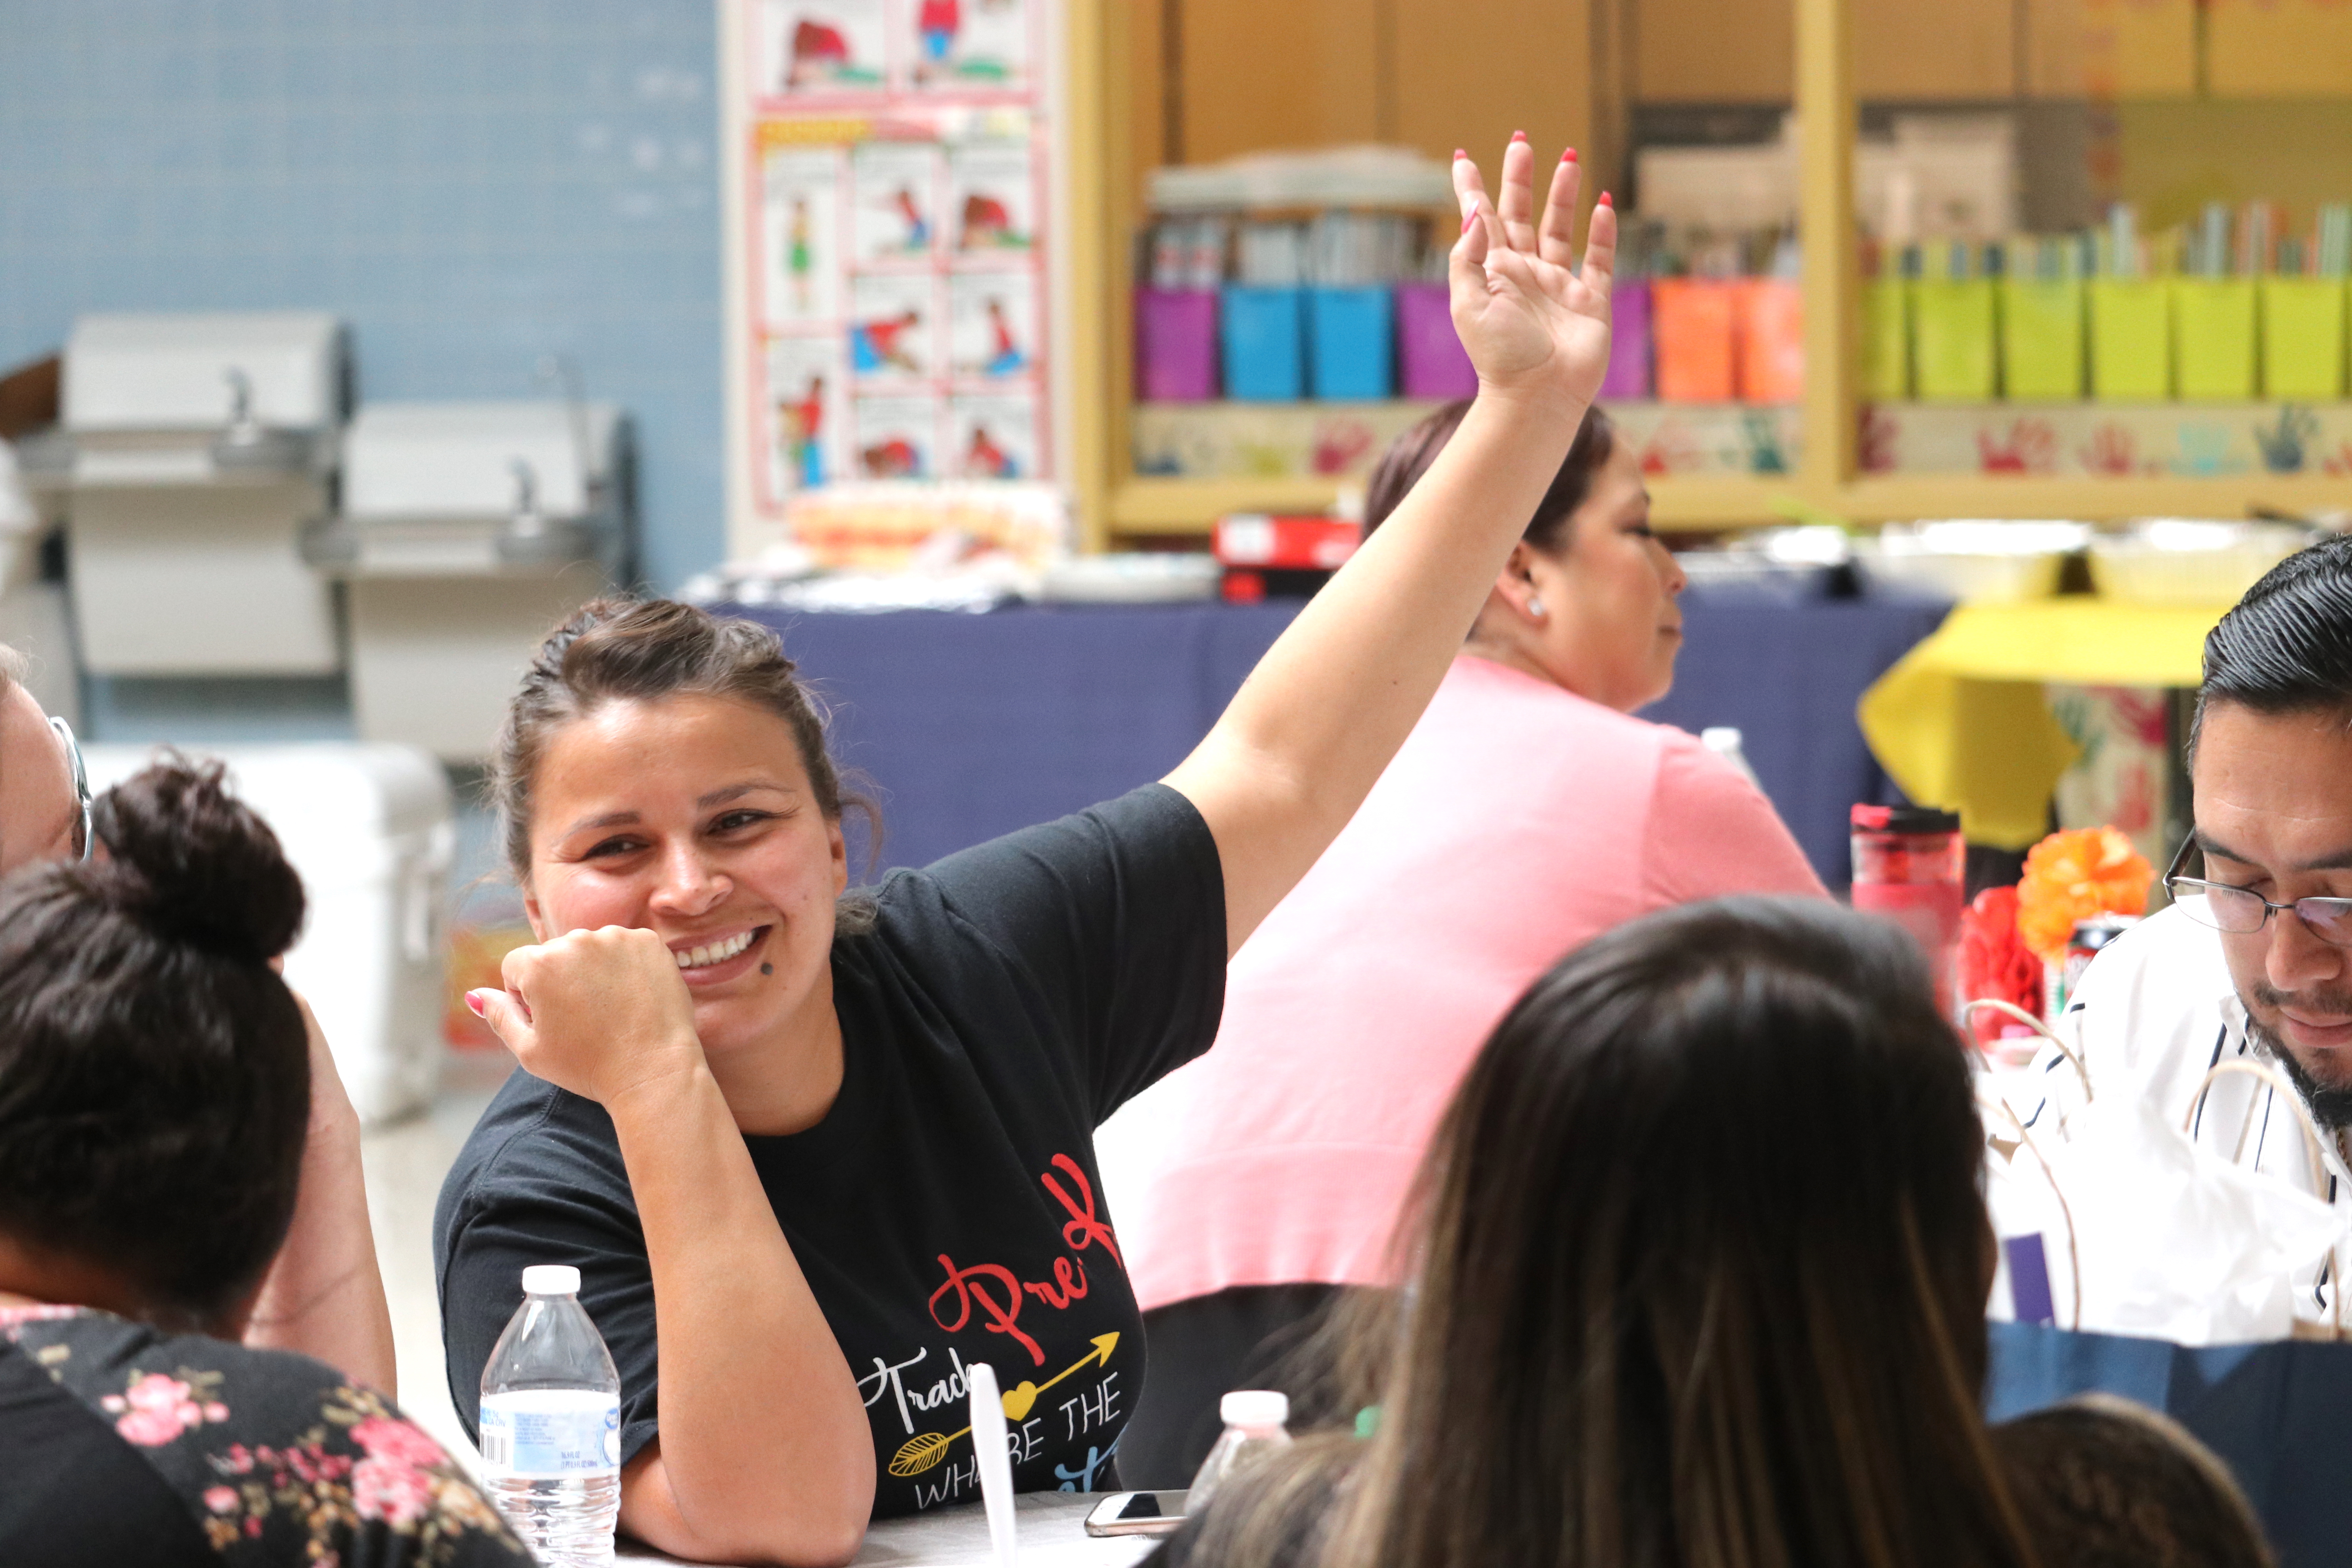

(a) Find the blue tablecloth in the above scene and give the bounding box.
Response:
[719,591,1953,887]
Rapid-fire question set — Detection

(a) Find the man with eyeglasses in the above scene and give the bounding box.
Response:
[0,646,396,1390]
[2020,535,2352,1321]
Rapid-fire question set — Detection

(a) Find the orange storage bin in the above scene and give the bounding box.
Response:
[1651,279,1739,402]
[1735,279,1804,404]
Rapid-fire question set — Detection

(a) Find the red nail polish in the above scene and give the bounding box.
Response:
[1510,129,1527,143]
[1599,191,1613,207]
[1562,148,1577,162]
[1452,147,1466,161]
[465,991,486,1018]
[1461,211,1477,235]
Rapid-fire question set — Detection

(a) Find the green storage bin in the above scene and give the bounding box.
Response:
[1863,278,1911,400]
[2261,276,2348,401]
[2000,278,2085,400]
[2089,278,2172,401]
[2174,278,2258,401]
[1913,278,1998,401]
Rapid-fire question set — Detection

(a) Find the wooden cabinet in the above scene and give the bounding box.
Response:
[1171,0,1379,163]
[1159,0,1588,167]
[1636,0,1791,102]
[1062,0,2352,548]
[1392,0,1590,171]
[1857,0,2013,99]
[2208,0,2352,97]
[2025,0,2198,97]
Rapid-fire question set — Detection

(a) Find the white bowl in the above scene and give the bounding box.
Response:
[1852,544,2067,604]
[2086,520,2314,608]
[1851,519,2091,605]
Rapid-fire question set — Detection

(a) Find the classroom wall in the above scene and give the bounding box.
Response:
[0,0,724,593]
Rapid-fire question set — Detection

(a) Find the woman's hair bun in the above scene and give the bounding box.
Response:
[91,758,305,964]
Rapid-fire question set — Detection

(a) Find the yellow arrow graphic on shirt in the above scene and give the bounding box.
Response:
[887,1334,1120,1477]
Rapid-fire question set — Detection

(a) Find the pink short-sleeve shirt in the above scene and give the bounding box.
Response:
[1115,654,1826,1311]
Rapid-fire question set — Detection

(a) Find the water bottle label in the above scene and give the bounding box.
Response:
[479,1390,621,1479]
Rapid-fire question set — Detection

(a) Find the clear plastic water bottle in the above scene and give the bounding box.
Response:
[1184,1390,1293,1516]
[479,1265,622,1566]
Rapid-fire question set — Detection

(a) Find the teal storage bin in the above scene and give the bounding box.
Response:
[1307,286,1395,400]
[1221,287,1305,401]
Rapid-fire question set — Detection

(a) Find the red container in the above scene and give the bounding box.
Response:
[1850,804,1966,1020]
[1213,514,1361,570]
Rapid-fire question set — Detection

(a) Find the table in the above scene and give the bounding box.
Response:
[720,592,1953,887]
[1858,599,2223,849]
[618,1493,1157,1567]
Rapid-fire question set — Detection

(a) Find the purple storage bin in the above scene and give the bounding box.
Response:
[1601,280,1652,400]
[1135,288,1220,401]
[1396,283,1477,399]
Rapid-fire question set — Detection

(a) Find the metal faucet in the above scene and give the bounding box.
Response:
[222,367,263,446]
[509,457,546,539]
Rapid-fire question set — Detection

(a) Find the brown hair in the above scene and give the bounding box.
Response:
[1993,1397,2274,1568]
[1360,400,1615,551]
[1192,898,2040,1568]
[494,598,878,931]
[0,759,310,1332]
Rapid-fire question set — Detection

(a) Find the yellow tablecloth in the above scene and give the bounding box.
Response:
[1857,599,2224,849]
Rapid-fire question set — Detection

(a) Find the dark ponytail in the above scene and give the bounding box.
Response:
[0,758,311,1332]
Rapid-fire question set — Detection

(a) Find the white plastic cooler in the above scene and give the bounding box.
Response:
[84,743,454,1127]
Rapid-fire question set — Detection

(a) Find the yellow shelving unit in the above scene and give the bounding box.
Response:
[1060,0,2352,550]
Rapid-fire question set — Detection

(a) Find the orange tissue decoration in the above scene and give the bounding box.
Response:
[2014,826,2153,965]
[1958,886,2043,1044]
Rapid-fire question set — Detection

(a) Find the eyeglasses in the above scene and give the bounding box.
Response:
[2164,833,2352,947]
[47,715,91,864]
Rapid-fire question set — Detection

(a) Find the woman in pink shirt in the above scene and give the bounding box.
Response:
[1108,399,1826,1485]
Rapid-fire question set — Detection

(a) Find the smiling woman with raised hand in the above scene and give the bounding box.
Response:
[432,134,1613,1567]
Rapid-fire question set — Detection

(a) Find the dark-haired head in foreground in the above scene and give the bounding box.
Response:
[1165,897,2039,1568]
[1994,1396,2273,1568]
[0,759,310,1334]
[2184,534,2352,1125]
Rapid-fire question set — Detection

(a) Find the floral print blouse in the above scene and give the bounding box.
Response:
[0,1305,535,1567]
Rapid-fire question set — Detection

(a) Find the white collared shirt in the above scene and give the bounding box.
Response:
[2008,902,2352,1321]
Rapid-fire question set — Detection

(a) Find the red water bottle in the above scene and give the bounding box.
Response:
[1850,804,1966,1021]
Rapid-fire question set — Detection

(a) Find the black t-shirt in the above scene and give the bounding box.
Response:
[434,783,1227,1519]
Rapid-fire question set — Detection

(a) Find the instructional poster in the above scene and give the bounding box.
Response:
[729,0,1053,529]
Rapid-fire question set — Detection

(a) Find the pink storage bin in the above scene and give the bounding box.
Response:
[1136,288,1220,401]
[1395,283,1477,399]
[1601,280,1653,399]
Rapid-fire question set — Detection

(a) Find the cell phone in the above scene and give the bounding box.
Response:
[1083,1490,1190,1537]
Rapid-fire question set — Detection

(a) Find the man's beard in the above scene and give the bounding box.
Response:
[2247,1012,2352,1132]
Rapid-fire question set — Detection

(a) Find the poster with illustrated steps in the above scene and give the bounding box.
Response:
[726,0,1054,538]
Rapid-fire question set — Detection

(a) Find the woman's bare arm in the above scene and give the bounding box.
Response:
[476,928,873,1566]
[1162,139,1617,952]
[242,991,398,1393]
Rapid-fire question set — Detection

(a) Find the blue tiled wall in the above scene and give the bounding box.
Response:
[0,0,723,593]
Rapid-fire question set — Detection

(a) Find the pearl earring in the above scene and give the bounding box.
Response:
[1527,596,1546,619]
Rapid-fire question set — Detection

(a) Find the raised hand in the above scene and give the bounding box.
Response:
[1449,133,1617,413]
[468,926,707,1110]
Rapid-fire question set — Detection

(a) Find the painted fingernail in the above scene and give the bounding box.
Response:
[1452,147,1466,161]
[465,990,487,1018]
[1563,147,1577,163]
[1599,191,1614,207]
[1461,211,1477,235]
[1511,130,1528,143]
